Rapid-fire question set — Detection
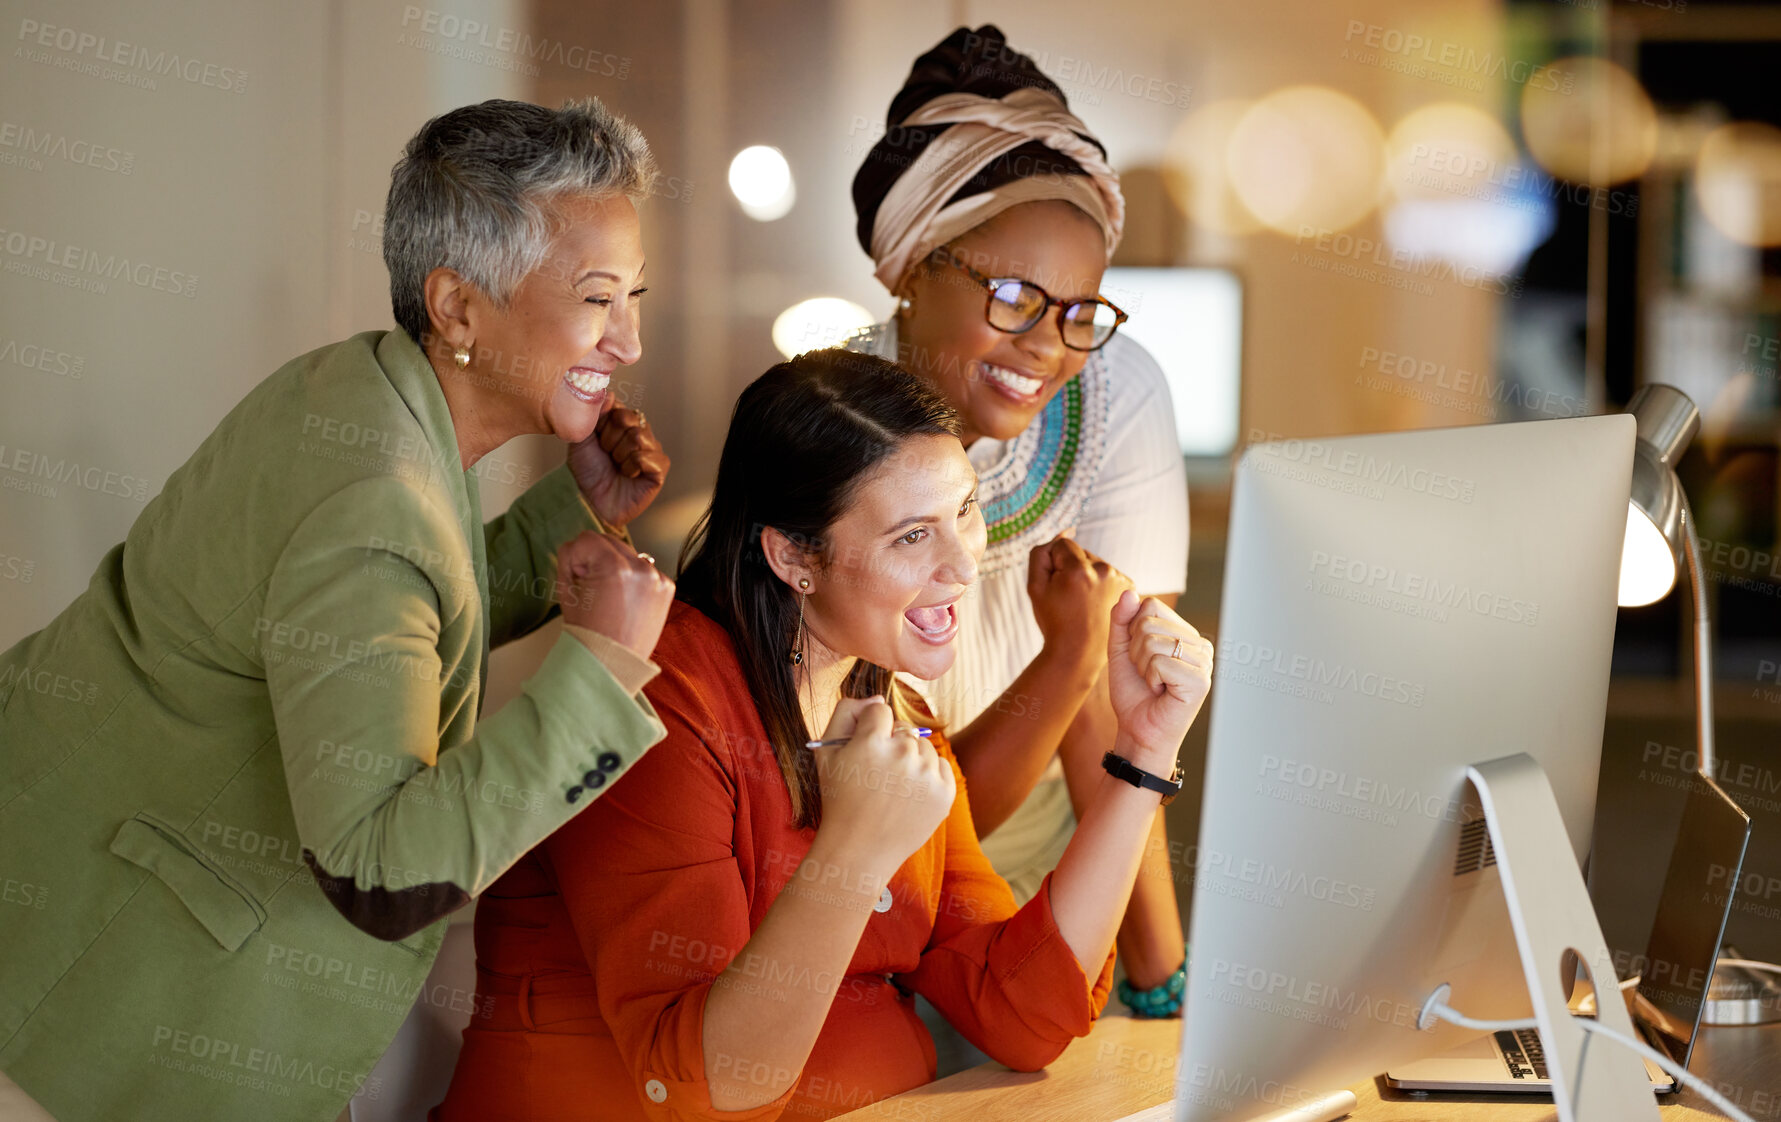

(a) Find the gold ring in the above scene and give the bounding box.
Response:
[637,552,656,566]
[1170,638,1182,660]
[635,411,647,427]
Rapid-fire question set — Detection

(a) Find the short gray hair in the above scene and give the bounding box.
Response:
[384,97,658,344]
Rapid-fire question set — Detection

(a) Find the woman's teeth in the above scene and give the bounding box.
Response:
[983,364,1043,397]
[564,368,610,401]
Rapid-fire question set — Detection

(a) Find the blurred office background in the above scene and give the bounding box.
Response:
[4,0,1780,1114]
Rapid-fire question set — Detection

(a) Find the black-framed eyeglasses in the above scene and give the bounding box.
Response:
[934,248,1128,352]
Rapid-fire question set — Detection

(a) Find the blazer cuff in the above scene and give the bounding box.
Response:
[564,624,661,696]
[526,631,667,813]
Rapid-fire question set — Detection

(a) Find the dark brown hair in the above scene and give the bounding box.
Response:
[677,349,961,829]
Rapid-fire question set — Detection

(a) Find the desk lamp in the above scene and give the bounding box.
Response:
[1615,384,1711,772]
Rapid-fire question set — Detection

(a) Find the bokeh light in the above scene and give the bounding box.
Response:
[1521,57,1656,186]
[771,297,875,358]
[1163,98,1262,236]
[728,145,796,221]
[1385,102,1518,204]
[1695,121,1781,248]
[1226,86,1385,235]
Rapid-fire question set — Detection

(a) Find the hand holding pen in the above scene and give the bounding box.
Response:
[804,697,956,879]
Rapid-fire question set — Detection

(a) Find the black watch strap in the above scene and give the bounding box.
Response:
[1102,751,1184,806]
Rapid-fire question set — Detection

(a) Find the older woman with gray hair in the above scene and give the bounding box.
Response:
[0,97,674,1122]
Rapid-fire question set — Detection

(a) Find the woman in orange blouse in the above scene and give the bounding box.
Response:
[432,350,1213,1121]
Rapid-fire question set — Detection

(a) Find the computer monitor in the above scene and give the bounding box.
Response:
[1098,267,1241,460]
[1175,415,1643,1121]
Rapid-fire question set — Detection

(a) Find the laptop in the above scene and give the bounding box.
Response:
[1385,773,1752,1094]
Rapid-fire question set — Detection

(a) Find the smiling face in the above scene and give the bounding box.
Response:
[450,191,647,446]
[895,199,1107,446]
[799,433,986,681]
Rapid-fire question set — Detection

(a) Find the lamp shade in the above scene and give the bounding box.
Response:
[1618,385,1700,607]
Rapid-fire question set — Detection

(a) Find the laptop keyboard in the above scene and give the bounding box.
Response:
[1496,1029,1548,1080]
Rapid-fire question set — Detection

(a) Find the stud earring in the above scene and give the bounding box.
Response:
[789,578,810,666]
[453,346,470,368]
[897,296,913,314]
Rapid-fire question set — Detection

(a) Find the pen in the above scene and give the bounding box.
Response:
[804,728,932,749]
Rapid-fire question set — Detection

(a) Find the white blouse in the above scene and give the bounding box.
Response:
[849,322,1189,899]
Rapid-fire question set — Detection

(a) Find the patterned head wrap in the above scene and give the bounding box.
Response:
[851,25,1125,292]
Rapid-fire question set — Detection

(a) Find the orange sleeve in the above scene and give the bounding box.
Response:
[897,733,1117,1072]
[542,664,796,1122]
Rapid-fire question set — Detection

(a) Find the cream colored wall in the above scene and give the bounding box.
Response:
[0,0,529,654]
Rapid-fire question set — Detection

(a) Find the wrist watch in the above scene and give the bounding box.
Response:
[1102,751,1184,806]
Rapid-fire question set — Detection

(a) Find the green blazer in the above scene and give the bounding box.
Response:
[0,327,666,1121]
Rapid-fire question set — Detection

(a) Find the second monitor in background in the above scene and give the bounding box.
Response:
[1099,267,1241,462]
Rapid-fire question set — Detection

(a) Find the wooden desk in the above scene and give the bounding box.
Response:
[839,1011,1781,1121]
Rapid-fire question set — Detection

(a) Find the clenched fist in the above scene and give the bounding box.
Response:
[1106,591,1213,771]
[554,530,675,659]
[567,405,670,531]
[811,697,956,882]
[1028,533,1134,670]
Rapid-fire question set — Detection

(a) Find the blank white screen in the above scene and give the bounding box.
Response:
[1101,267,1242,457]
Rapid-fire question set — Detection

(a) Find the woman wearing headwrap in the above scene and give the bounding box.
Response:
[847,25,1191,1036]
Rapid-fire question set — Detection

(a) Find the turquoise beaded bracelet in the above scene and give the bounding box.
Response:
[1117,949,1187,1018]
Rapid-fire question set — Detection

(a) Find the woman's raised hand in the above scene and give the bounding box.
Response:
[1105,591,1213,770]
[1026,533,1134,672]
[811,696,956,879]
[567,404,670,531]
[554,530,675,659]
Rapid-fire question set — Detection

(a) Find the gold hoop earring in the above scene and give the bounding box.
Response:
[789,578,810,665]
[453,346,470,368]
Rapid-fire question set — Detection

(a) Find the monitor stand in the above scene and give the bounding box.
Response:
[1704,946,1781,1025]
[1433,754,1659,1121]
